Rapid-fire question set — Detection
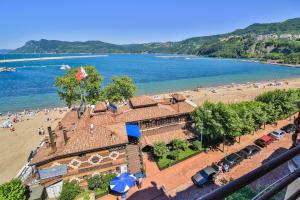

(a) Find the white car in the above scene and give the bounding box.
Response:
[270,130,286,140]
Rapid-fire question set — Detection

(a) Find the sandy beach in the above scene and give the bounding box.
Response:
[0,109,67,184]
[0,77,300,184]
[172,77,300,105]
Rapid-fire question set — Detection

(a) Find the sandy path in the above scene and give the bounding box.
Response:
[0,110,67,184]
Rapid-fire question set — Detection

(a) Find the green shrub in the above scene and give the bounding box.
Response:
[225,186,256,200]
[170,139,189,151]
[153,142,168,158]
[100,173,116,191]
[59,181,81,200]
[0,179,26,200]
[87,173,116,191]
[167,150,180,160]
[190,140,202,151]
[87,175,103,190]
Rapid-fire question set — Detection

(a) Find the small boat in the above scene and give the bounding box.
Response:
[0,67,16,72]
[60,64,71,70]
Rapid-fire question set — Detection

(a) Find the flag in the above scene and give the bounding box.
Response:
[76,67,88,81]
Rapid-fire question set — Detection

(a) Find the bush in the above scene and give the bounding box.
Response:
[87,175,103,190]
[190,140,202,151]
[225,186,256,200]
[167,150,180,160]
[87,173,116,191]
[153,142,168,158]
[0,179,26,200]
[59,181,81,200]
[170,139,189,151]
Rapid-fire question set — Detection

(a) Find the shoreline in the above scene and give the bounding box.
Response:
[1,77,300,183]
[0,54,108,63]
[1,76,300,116]
[1,53,299,67]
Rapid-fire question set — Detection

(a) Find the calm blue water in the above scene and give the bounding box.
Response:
[1,54,300,113]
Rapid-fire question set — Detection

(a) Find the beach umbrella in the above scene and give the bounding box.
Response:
[110,172,136,193]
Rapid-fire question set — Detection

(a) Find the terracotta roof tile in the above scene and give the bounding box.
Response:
[171,93,186,102]
[31,96,195,165]
[141,127,197,146]
[94,102,107,112]
[130,96,158,108]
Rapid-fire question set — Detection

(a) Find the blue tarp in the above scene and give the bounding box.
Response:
[126,124,141,138]
[38,165,67,180]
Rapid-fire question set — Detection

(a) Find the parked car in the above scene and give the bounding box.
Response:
[254,135,274,147]
[219,153,244,172]
[237,145,261,159]
[192,163,221,187]
[281,124,296,133]
[270,130,286,140]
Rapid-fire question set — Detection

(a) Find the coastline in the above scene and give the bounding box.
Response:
[0,54,108,63]
[2,76,300,116]
[1,77,300,183]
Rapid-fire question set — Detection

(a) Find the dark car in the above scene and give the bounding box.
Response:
[220,153,244,171]
[281,124,296,133]
[237,145,261,159]
[192,163,221,187]
[254,135,274,148]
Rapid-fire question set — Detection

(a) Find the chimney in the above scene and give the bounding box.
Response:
[63,129,68,145]
[47,126,56,151]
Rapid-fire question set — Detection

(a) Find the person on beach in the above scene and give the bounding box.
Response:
[41,127,45,135]
[38,128,41,135]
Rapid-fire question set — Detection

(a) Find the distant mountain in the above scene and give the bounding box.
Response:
[229,18,300,35]
[12,18,300,64]
[0,49,12,53]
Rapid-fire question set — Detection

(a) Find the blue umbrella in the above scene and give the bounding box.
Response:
[110,172,136,193]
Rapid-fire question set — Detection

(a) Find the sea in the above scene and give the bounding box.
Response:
[1,53,300,113]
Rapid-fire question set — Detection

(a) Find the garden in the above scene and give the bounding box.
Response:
[153,139,203,169]
[58,172,116,200]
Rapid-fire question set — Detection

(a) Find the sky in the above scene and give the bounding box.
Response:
[1,0,300,49]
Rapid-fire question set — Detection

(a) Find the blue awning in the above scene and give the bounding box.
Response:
[38,165,67,180]
[126,124,141,138]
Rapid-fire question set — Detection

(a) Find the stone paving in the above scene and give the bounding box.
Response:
[100,114,296,200]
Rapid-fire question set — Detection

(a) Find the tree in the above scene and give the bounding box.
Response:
[59,181,81,200]
[0,179,26,200]
[54,65,103,107]
[190,140,202,151]
[170,139,189,151]
[153,142,168,158]
[103,76,136,102]
[256,89,300,119]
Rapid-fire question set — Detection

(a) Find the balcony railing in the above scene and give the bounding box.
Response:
[198,144,300,200]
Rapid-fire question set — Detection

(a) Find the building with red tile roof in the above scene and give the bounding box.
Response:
[29,94,196,194]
